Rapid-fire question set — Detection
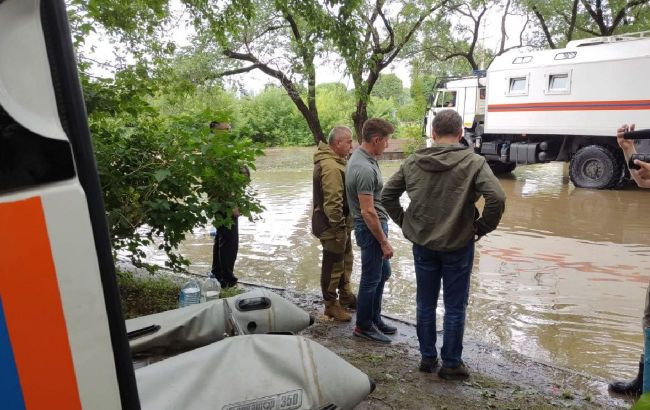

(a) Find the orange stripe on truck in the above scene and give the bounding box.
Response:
[0,197,81,409]
[488,99,650,112]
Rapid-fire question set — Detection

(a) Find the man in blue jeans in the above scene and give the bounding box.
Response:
[346,118,396,344]
[381,110,506,379]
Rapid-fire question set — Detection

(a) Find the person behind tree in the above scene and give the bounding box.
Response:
[209,121,247,288]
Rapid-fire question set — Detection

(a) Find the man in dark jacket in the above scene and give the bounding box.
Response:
[312,126,355,321]
[381,109,506,379]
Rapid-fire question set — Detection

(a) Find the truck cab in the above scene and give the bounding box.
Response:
[425,75,487,148]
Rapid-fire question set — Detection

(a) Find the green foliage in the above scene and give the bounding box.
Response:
[69,1,267,272]
[116,270,180,319]
[238,87,313,146]
[184,0,446,140]
[316,83,356,133]
[401,123,427,154]
[80,61,263,272]
[368,97,398,125]
[155,85,239,123]
[632,392,650,410]
[371,74,406,102]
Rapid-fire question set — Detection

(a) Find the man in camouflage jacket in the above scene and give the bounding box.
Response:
[312,126,355,321]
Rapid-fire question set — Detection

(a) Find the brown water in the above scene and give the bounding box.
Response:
[175,147,650,381]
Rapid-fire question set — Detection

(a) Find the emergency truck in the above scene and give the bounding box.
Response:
[424,32,650,189]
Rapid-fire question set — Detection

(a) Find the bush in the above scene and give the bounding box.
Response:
[401,122,427,154]
[238,86,313,146]
[85,69,263,272]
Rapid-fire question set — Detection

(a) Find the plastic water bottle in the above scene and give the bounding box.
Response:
[178,279,201,308]
[202,274,221,302]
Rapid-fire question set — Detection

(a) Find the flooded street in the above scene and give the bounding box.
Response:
[178,147,650,381]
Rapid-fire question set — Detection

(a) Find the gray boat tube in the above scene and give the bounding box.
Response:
[135,334,374,410]
[126,289,313,356]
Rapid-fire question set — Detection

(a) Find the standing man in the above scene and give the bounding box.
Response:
[312,126,356,321]
[210,121,247,288]
[346,118,396,344]
[382,109,505,379]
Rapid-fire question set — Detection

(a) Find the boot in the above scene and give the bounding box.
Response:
[339,293,357,310]
[324,300,352,322]
[609,355,643,395]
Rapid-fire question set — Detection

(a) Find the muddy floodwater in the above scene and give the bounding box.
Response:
[174,147,650,382]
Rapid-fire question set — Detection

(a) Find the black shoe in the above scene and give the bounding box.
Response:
[438,361,470,380]
[609,357,643,395]
[375,320,397,335]
[419,357,439,373]
[353,325,391,344]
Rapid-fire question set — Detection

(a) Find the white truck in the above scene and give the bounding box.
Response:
[424,32,650,189]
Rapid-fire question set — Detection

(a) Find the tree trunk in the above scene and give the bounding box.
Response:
[305,113,325,145]
[352,100,368,143]
[276,76,324,145]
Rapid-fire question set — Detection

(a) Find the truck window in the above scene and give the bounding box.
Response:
[555,51,577,60]
[445,91,457,107]
[512,56,532,64]
[479,88,486,99]
[508,77,527,95]
[549,74,569,91]
[434,91,457,107]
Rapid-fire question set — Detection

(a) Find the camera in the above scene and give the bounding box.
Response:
[623,129,650,140]
[628,154,650,170]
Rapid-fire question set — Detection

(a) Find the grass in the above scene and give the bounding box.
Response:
[220,286,246,298]
[116,269,247,319]
[117,270,181,319]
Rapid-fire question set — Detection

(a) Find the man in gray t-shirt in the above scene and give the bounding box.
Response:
[346,148,389,223]
[345,118,395,344]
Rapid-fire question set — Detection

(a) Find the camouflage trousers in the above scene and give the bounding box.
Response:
[320,231,354,302]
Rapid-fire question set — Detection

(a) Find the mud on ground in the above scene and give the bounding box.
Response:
[263,286,635,410]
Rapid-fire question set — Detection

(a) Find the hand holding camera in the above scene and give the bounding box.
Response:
[628,154,650,170]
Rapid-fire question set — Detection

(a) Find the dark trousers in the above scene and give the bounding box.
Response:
[413,240,474,368]
[211,217,239,287]
[354,219,391,330]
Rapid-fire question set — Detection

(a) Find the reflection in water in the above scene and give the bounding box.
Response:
[177,149,650,380]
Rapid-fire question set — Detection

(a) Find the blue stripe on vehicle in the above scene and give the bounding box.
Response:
[0,296,26,410]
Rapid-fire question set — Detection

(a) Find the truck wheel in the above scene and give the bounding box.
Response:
[488,161,516,174]
[569,145,623,189]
